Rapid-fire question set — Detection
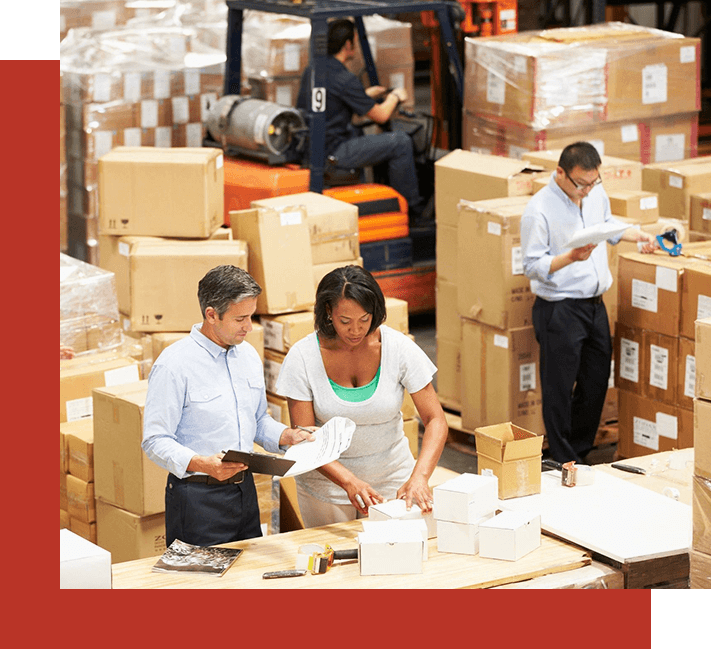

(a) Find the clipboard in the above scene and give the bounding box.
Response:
[221,450,296,477]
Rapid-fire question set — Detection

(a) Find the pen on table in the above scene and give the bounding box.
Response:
[611,463,646,475]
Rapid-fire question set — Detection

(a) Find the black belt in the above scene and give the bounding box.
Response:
[578,295,603,305]
[183,471,246,485]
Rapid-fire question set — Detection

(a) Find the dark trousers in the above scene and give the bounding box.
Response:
[165,472,263,547]
[331,130,423,216]
[532,296,612,464]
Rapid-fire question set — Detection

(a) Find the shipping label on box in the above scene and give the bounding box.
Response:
[614,323,643,394]
[479,510,541,561]
[642,329,679,406]
[433,472,498,524]
[608,190,659,224]
[677,336,696,411]
[690,193,711,236]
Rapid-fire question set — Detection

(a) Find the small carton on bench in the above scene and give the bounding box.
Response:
[368,498,436,539]
[432,473,498,524]
[479,510,541,561]
[357,519,426,575]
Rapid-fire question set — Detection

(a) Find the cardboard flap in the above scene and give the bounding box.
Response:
[474,422,543,461]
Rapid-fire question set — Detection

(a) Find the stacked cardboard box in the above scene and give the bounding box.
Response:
[691,317,711,588]
[60,24,225,263]
[614,247,711,458]
[690,193,711,241]
[243,12,415,110]
[462,23,700,164]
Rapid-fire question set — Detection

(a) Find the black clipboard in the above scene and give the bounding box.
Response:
[221,449,295,477]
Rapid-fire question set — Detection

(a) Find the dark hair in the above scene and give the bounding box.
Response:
[197,265,261,318]
[327,18,356,56]
[314,265,386,339]
[558,141,601,173]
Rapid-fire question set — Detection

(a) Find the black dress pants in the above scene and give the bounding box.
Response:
[165,472,263,547]
[532,296,612,464]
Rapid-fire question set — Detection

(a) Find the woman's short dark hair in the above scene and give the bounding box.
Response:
[314,265,387,339]
[197,265,261,318]
[558,141,601,173]
[327,18,356,56]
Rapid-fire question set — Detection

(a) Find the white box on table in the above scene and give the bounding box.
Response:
[367,498,437,539]
[60,528,112,589]
[432,472,498,524]
[479,510,541,561]
[436,512,495,555]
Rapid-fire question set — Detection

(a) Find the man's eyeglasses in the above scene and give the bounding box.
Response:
[564,170,602,191]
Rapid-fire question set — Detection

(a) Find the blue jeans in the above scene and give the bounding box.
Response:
[330,130,423,217]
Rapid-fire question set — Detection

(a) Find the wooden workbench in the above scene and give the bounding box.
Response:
[111,519,590,589]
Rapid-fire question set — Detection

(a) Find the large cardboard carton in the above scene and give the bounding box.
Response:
[435,279,460,343]
[60,356,141,423]
[99,236,248,332]
[60,529,112,589]
[435,223,458,284]
[230,207,314,315]
[260,311,314,353]
[479,510,541,561]
[65,417,95,483]
[642,156,711,220]
[98,147,224,238]
[435,336,462,411]
[607,190,660,224]
[695,398,711,481]
[642,329,679,406]
[251,191,359,266]
[474,422,543,499]
[92,380,167,516]
[690,193,711,236]
[464,23,700,129]
[522,150,643,192]
[692,474,711,555]
[614,322,644,396]
[617,389,694,458]
[96,499,166,564]
[460,320,544,434]
[677,336,696,412]
[457,196,535,330]
[697,317,711,400]
[66,474,96,523]
[432,472,498,524]
[681,264,711,340]
[434,149,540,228]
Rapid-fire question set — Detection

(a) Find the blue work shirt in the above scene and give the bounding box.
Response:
[521,171,626,301]
[142,323,286,479]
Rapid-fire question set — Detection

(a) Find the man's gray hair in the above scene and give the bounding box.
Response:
[197,265,262,318]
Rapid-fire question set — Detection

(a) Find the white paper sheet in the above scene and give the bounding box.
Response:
[281,416,356,478]
[564,222,629,249]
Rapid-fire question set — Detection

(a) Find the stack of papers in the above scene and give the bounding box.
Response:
[564,222,628,249]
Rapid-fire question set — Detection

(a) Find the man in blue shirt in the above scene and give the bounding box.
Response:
[521,141,657,464]
[142,265,314,547]
[296,18,425,223]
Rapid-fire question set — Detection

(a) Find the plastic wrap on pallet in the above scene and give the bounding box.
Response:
[464,22,700,131]
[60,252,123,357]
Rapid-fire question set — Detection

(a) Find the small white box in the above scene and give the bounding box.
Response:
[432,472,498,524]
[357,520,426,575]
[362,519,429,560]
[368,498,437,539]
[60,529,112,588]
[436,512,495,555]
[479,510,541,561]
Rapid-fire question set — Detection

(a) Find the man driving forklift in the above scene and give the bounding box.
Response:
[296,18,427,225]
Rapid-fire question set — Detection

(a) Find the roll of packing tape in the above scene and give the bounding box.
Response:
[295,544,324,570]
[663,487,680,501]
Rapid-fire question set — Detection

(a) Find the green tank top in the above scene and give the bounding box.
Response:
[317,333,381,402]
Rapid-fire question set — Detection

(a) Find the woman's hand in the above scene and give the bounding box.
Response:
[397,473,434,512]
[344,477,383,516]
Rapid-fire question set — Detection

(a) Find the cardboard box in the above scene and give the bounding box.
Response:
[93,380,167,516]
[69,516,97,544]
[614,322,643,395]
[61,508,70,530]
[457,196,535,329]
[230,207,315,314]
[642,156,711,221]
[608,190,660,224]
[60,529,112,589]
[368,499,436,539]
[695,398,711,481]
[99,236,248,332]
[98,147,224,238]
[681,264,711,340]
[692,474,711,555]
[678,336,696,412]
[358,520,426,575]
[642,329,679,406]
[260,311,314,353]
[65,417,95,483]
[385,296,409,334]
[616,251,688,338]
[474,422,543,499]
[96,499,166,564]
[479,510,541,561]
[435,336,462,411]
[60,356,141,423]
[460,320,544,434]
[251,191,359,265]
[696,317,711,400]
[60,422,69,474]
[434,149,541,228]
[60,469,68,511]
[432,472,498,524]
[403,417,419,459]
[690,193,711,236]
[464,24,700,129]
[66,474,96,523]
[436,512,495,555]
[617,389,694,458]
[689,549,711,589]
[266,392,291,426]
[521,150,642,193]
[313,257,363,291]
[263,348,286,397]
[435,279,460,343]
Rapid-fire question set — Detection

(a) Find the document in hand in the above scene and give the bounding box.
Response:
[281,416,356,478]
[564,222,628,249]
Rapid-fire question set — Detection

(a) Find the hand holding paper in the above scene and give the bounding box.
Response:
[564,222,629,249]
[282,416,356,478]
